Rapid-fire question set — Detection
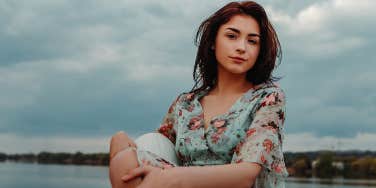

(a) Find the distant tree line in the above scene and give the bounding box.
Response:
[0,152,109,166]
[285,150,376,179]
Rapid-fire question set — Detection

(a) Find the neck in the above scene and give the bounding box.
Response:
[211,66,254,96]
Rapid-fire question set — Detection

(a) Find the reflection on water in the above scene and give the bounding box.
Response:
[287,177,376,188]
[287,182,375,188]
[1,162,375,188]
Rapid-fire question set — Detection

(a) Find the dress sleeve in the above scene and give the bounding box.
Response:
[231,90,288,177]
[155,95,181,145]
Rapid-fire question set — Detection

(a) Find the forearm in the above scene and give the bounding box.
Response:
[169,162,261,188]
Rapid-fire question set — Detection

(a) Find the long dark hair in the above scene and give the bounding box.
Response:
[190,1,281,94]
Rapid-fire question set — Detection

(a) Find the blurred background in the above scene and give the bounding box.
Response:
[0,0,375,187]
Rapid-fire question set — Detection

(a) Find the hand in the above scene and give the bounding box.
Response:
[121,165,175,188]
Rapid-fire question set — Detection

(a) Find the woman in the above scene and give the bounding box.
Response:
[109,1,288,188]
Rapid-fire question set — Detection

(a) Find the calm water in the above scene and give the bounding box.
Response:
[0,162,109,188]
[1,162,375,188]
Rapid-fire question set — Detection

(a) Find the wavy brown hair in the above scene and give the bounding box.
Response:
[190,1,281,94]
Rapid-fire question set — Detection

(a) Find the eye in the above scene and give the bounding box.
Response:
[226,34,236,39]
[248,39,258,44]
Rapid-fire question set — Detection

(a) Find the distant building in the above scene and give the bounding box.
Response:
[332,161,344,170]
[312,159,319,169]
[311,159,344,170]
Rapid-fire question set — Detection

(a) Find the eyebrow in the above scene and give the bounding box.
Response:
[225,27,261,37]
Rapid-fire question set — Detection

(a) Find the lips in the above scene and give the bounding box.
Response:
[229,56,246,62]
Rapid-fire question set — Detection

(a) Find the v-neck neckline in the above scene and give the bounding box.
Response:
[195,85,261,133]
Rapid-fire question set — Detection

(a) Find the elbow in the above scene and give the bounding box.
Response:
[238,162,261,188]
[238,173,258,188]
[244,177,256,188]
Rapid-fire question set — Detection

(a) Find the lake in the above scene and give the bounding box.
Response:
[1,162,375,188]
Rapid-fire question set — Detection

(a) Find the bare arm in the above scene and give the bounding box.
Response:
[170,162,261,188]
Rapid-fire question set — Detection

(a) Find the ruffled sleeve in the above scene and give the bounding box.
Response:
[231,89,288,178]
[156,95,181,145]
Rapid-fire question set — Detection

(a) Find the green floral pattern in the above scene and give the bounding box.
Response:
[137,82,288,188]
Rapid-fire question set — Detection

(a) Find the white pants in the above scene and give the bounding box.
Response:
[134,133,180,167]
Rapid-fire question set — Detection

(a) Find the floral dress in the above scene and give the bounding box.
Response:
[135,82,288,188]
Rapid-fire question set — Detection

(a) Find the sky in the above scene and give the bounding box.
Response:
[0,0,375,154]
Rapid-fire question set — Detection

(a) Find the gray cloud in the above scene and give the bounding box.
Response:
[0,0,209,139]
[273,0,376,137]
[0,0,375,153]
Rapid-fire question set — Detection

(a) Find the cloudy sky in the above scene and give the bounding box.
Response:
[0,0,375,154]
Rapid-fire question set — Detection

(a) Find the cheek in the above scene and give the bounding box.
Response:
[248,46,260,59]
[216,39,231,53]
[215,41,231,60]
[246,48,260,66]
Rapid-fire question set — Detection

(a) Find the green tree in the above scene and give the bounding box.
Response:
[351,157,376,178]
[0,153,6,161]
[72,151,85,164]
[292,157,312,177]
[315,151,336,178]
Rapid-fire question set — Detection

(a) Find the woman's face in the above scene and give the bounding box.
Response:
[214,14,261,75]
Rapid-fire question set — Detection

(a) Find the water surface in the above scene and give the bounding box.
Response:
[1,162,375,188]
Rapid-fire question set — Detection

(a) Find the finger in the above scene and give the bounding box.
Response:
[121,167,145,181]
[121,166,151,182]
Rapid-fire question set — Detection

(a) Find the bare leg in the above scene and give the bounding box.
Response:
[109,131,142,188]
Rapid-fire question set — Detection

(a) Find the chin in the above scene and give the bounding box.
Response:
[226,68,248,75]
[225,65,250,74]
[232,70,248,75]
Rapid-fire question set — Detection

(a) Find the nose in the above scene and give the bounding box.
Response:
[235,40,246,54]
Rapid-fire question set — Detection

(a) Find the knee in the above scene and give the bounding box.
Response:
[109,131,138,159]
[112,131,129,139]
[111,131,128,143]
